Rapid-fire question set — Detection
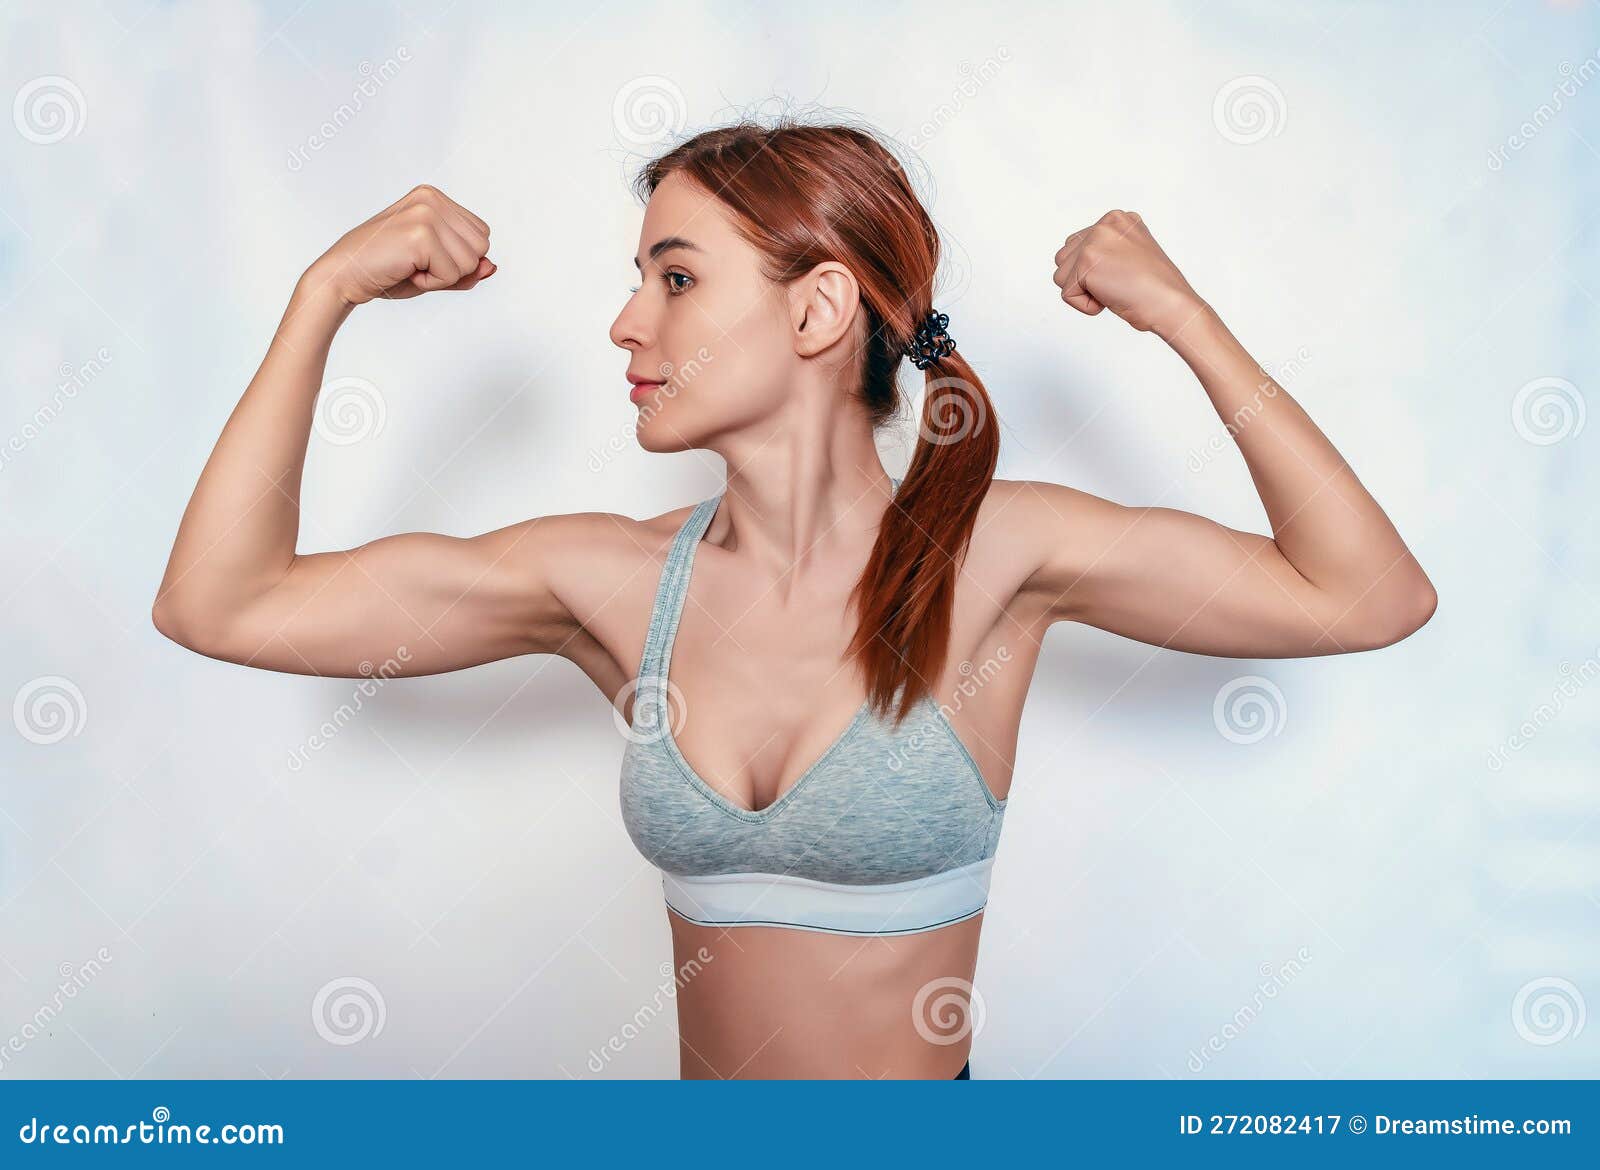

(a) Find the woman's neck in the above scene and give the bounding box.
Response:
[708,403,894,584]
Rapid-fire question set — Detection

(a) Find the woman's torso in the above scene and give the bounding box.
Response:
[555,477,1051,1077]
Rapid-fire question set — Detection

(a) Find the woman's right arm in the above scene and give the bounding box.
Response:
[152,184,589,678]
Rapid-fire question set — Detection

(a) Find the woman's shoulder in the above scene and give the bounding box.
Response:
[969,476,1105,538]
[975,476,1126,534]
[512,497,705,577]
[487,498,708,644]
[964,476,1125,588]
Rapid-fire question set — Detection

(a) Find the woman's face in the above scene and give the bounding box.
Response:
[609,172,800,453]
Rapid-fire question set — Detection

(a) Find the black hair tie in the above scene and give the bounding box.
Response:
[903,310,955,369]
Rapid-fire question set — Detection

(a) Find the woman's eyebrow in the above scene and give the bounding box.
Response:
[633,236,703,269]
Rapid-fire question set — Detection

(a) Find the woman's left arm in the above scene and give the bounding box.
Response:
[1012,210,1436,657]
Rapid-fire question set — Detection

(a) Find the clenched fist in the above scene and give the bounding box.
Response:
[308,184,495,306]
[1052,210,1203,339]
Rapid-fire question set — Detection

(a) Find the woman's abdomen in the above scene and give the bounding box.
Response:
[666,909,986,1079]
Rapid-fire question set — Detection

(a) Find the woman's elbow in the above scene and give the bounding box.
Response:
[151,596,232,658]
[1352,577,1438,650]
[153,599,201,652]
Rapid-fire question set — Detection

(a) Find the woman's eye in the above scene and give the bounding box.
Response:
[627,273,691,295]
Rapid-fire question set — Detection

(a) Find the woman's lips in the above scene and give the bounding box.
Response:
[629,380,664,404]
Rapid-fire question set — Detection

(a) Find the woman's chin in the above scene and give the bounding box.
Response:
[633,422,697,454]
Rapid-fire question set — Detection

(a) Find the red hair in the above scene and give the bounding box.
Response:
[635,119,999,726]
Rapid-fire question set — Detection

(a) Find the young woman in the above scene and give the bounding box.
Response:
[152,121,1436,1080]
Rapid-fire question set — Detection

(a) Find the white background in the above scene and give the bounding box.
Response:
[1,0,1595,1078]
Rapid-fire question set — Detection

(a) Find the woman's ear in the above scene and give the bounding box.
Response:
[790,262,860,359]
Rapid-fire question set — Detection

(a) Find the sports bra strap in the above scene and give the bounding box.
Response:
[638,495,719,682]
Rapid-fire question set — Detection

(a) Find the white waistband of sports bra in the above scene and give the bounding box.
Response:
[660,856,996,937]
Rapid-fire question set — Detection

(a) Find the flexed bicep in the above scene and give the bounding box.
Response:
[1010,480,1428,657]
[155,512,610,678]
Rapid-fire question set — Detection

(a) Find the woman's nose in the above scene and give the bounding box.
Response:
[610,297,652,351]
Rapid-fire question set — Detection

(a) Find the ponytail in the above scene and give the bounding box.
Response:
[847,345,998,725]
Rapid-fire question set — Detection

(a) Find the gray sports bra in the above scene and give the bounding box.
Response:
[619,479,1008,936]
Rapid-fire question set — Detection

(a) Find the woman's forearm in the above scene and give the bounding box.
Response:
[152,268,351,635]
[1160,302,1435,615]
